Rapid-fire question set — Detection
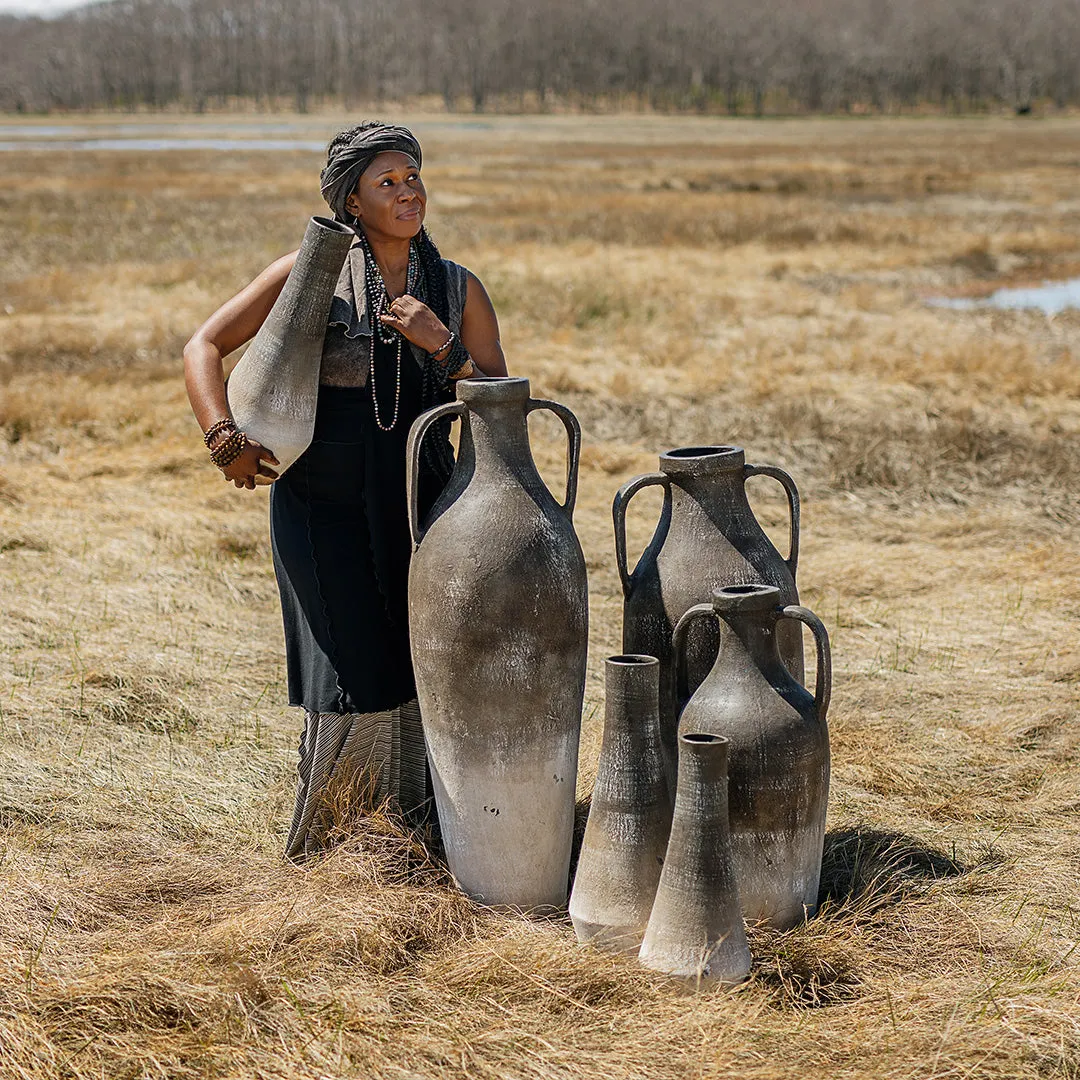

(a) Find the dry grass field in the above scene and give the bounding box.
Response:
[2,113,1080,1079]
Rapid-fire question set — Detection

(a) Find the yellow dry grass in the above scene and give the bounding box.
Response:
[1,113,1080,1078]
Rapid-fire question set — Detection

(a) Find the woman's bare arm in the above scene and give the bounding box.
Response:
[460,271,508,377]
[183,250,297,488]
[183,250,299,431]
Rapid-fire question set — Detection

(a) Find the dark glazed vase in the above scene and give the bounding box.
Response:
[569,655,672,953]
[639,733,751,986]
[407,377,588,910]
[674,584,831,930]
[226,216,354,477]
[614,445,802,787]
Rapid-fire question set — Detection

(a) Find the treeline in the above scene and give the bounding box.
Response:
[2,0,1078,115]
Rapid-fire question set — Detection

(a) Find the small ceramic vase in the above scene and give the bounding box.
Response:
[674,583,831,929]
[639,732,751,986]
[569,655,672,953]
[226,215,355,476]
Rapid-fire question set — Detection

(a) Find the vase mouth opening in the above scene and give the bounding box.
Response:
[680,732,728,746]
[311,215,355,235]
[607,653,659,667]
[455,376,531,403]
[712,582,781,612]
[661,445,744,472]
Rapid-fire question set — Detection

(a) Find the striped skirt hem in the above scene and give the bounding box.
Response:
[284,698,428,861]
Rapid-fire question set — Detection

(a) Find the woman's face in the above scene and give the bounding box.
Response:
[345,151,426,241]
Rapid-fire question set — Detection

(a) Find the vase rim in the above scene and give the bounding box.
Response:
[680,732,729,746]
[711,582,781,612]
[310,215,355,234]
[455,375,531,402]
[606,653,659,667]
[660,445,744,470]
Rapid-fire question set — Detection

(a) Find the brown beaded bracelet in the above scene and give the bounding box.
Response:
[209,429,248,469]
[203,417,237,449]
[214,442,246,470]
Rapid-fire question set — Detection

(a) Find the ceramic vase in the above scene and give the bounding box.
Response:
[407,377,588,910]
[674,583,831,929]
[569,655,672,953]
[226,215,354,477]
[614,446,803,790]
[639,732,751,986]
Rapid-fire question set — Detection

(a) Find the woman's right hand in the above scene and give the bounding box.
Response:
[220,440,280,489]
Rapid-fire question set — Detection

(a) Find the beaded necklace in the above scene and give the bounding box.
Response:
[362,236,420,432]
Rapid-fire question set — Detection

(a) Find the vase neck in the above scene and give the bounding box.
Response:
[458,398,543,488]
[674,736,729,813]
[662,456,753,528]
[714,609,786,681]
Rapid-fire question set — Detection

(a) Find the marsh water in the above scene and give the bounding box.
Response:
[0,117,498,153]
[930,278,1080,315]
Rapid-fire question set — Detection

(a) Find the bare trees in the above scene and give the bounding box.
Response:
[2,0,1079,115]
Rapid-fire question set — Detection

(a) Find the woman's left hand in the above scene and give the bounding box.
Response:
[380,297,450,355]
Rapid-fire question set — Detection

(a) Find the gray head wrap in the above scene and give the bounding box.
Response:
[319,124,423,224]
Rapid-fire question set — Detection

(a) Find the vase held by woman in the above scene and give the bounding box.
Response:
[225,215,356,477]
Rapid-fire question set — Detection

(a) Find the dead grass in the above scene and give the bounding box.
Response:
[2,113,1080,1078]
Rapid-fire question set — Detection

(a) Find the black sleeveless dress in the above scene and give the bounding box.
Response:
[269,326,450,715]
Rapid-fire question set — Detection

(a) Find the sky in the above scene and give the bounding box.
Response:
[0,0,97,14]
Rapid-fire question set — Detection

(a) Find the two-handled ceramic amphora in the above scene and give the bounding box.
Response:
[614,446,802,788]
[407,377,588,910]
[674,583,831,930]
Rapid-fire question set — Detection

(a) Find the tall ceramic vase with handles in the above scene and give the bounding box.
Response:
[406,377,588,910]
[226,216,355,477]
[674,584,831,930]
[614,445,802,786]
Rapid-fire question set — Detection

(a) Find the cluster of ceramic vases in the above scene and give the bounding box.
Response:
[225,219,832,986]
[404,377,832,987]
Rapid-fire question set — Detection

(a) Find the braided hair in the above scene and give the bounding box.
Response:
[413,228,456,484]
[324,123,457,483]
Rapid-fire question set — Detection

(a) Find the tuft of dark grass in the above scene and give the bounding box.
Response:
[818,825,965,912]
[82,672,200,736]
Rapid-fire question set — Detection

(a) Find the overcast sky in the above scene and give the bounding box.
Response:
[0,0,97,14]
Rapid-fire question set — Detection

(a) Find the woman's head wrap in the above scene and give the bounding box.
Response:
[320,123,423,224]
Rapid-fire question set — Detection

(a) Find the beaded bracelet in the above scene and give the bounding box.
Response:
[428,332,455,361]
[203,417,237,449]
[209,428,248,469]
[214,441,247,471]
[430,334,475,378]
[441,338,476,381]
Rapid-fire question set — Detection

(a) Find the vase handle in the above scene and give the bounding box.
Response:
[612,472,670,596]
[407,400,466,549]
[744,463,801,579]
[527,399,581,517]
[671,603,716,707]
[779,605,831,718]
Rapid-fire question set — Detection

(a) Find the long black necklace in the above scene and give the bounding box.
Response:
[364,239,419,433]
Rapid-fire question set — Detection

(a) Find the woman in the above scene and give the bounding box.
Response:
[184,122,507,859]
